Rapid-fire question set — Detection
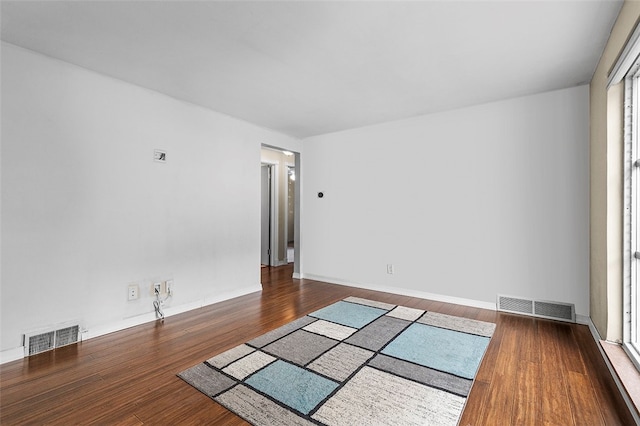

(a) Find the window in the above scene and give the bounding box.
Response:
[609,20,640,370]
[624,58,640,369]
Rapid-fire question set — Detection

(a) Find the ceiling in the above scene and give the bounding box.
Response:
[0,1,623,139]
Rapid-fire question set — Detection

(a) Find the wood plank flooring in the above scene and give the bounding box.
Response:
[0,264,634,425]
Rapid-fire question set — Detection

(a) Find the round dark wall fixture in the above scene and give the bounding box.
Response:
[318,192,324,198]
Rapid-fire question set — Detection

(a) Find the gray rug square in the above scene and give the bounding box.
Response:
[369,354,472,396]
[344,315,410,351]
[342,296,396,310]
[215,384,314,426]
[262,329,338,365]
[248,316,317,348]
[177,363,236,397]
[308,343,374,382]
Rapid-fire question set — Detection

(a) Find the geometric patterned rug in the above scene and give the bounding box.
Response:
[178,297,496,426]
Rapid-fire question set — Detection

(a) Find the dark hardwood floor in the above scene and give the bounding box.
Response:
[0,264,634,425]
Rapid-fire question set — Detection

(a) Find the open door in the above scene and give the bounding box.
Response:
[287,165,295,263]
[260,164,272,266]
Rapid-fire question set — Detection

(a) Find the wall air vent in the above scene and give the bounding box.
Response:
[497,296,533,315]
[23,324,81,356]
[55,325,80,347]
[497,295,575,323]
[26,331,55,356]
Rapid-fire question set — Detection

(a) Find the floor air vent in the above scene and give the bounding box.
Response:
[497,295,575,323]
[24,324,81,356]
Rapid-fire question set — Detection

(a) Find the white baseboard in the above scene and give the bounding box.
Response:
[0,346,25,364]
[301,273,496,311]
[0,284,262,365]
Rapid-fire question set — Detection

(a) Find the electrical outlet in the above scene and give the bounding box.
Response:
[153,282,162,295]
[387,264,394,274]
[165,279,173,295]
[128,284,139,301]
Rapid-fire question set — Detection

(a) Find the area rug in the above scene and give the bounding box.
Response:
[178,296,496,426]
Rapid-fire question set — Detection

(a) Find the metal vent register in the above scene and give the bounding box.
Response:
[27,331,55,356]
[24,324,81,356]
[497,295,575,323]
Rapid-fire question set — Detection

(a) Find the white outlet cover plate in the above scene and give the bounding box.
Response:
[128,284,139,300]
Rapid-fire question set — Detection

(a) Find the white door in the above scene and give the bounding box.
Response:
[261,164,271,265]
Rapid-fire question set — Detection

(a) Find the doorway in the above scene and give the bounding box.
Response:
[260,146,301,279]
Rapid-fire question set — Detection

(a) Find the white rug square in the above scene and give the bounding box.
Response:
[312,366,465,426]
[386,306,425,321]
[222,351,276,380]
[418,311,496,337]
[206,343,255,369]
[303,320,357,341]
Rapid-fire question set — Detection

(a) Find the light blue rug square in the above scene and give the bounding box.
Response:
[309,301,387,328]
[245,360,339,415]
[382,323,490,379]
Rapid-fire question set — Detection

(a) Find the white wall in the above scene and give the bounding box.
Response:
[0,43,300,357]
[0,41,590,360]
[301,86,590,315]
